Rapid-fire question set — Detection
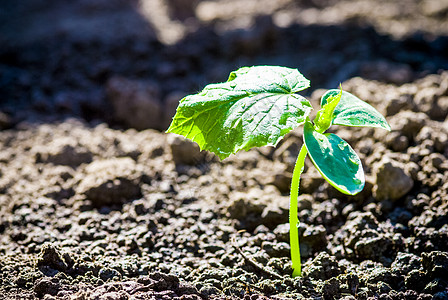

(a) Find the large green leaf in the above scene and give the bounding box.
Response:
[303,119,365,195]
[321,90,391,131]
[167,66,312,159]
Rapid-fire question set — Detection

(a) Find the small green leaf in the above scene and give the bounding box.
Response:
[314,88,342,133]
[321,90,391,131]
[303,119,365,195]
[167,66,312,159]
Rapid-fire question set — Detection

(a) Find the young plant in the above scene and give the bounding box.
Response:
[167,66,390,277]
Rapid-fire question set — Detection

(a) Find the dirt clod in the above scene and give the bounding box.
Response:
[76,158,143,207]
[303,252,342,280]
[373,156,414,201]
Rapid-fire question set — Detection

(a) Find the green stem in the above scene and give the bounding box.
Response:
[290,143,308,277]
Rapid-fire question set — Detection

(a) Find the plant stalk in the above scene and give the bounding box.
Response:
[290,143,308,277]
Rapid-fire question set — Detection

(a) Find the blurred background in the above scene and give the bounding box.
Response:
[1,0,448,131]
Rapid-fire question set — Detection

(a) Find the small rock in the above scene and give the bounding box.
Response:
[36,243,69,273]
[226,188,287,230]
[167,133,203,165]
[303,252,342,280]
[106,76,163,130]
[372,156,414,201]
[260,195,289,228]
[77,158,143,207]
[226,190,265,219]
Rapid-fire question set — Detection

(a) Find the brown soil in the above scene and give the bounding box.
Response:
[0,1,447,299]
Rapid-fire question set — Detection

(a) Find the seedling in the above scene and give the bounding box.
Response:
[167,66,390,277]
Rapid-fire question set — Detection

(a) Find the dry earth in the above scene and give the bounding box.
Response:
[0,0,447,299]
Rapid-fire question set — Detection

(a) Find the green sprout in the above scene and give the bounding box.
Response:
[167,66,390,277]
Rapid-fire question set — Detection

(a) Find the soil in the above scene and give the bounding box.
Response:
[1,0,448,299]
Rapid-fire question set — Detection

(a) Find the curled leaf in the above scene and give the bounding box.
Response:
[321,90,391,131]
